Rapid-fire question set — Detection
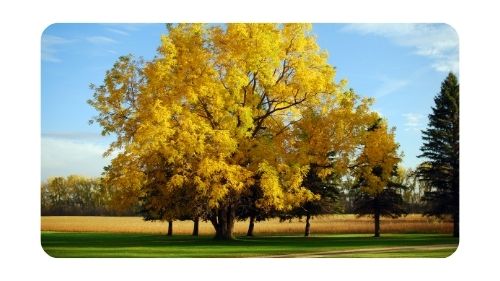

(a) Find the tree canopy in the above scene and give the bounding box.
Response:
[89,23,396,239]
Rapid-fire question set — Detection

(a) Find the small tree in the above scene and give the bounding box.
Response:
[418,72,459,237]
[352,119,405,237]
[235,181,270,237]
[139,174,177,236]
[279,166,340,237]
[138,157,207,236]
[352,167,407,237]
[282,89,380,237]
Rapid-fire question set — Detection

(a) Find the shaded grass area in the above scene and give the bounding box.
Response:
[41,232,458,258]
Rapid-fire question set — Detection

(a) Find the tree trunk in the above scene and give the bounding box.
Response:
[247,215,255,236]
[211,206,236,240]
[192,217,199,236]
[304,213,311,237]
[167,220,173,236]
[453,170,459,238]
[374,212,380,237]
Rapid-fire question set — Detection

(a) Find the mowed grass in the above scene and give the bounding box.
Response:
[41,215,456,258]
[41,214,452,235]
[41,232,458,258]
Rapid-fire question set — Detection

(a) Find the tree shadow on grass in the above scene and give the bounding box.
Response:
[41,232,458,258]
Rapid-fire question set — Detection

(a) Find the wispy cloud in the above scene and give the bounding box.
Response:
[121,24,145,32]
[374,77,409,98]
[43,35,73,45]
[41,136,114,181]
[106,28,130,36]
[402,113,425,132]
[101,23,147,32]
[41,35,75,63]
[86,36,117,45]
[42,132,107,141]
[342,24,458,73]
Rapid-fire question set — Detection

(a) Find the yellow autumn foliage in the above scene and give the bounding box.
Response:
[355,120,401,195]
[89,23,400,233]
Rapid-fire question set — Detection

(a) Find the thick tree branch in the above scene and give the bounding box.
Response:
[274,118,301,137]
[198,98,218,129]
[274,60,288,85]
[252,91,309,137]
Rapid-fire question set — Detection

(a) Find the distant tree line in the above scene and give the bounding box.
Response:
[41,175,137,216]
[41,167,431,223]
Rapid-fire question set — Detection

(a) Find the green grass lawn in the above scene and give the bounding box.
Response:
[41,232,458,258]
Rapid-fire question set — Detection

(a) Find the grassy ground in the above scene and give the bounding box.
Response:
[41,214,452,235]
[41,232,458,258]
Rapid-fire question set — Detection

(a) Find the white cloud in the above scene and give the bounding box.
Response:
[343,23,459,73]
[41,35,74,63]
[106,28,130,36]
[402,113,425,132]
[41,137,113,181]
[101,23,146,32]
[42,132,110,141]
[433,59,459,73]
[374,77,409,98]
[86,36,117,44]
[42,52,61,63]
[42,33,120,62]
[42,35,73,45]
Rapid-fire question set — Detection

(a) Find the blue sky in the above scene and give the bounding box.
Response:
[41,23,458,181]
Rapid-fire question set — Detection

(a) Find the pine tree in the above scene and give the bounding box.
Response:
[418,72,459,237]
[235,182,268,237]
[278,165,341,237]
[352,166,407,237]
[351,119,405,237]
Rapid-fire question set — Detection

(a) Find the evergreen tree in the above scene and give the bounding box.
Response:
[279,165,341,237]
[236,182,268,237]
[418,72,459,237]
[138,159,205,237]
[351,119,406,237]
[352,165,407,237]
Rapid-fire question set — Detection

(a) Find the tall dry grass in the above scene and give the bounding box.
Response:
[41,214,452,235]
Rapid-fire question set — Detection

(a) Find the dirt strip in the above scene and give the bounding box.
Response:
[259,244,458,258]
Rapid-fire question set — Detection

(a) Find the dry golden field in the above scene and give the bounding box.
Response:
[41,214,452,235]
